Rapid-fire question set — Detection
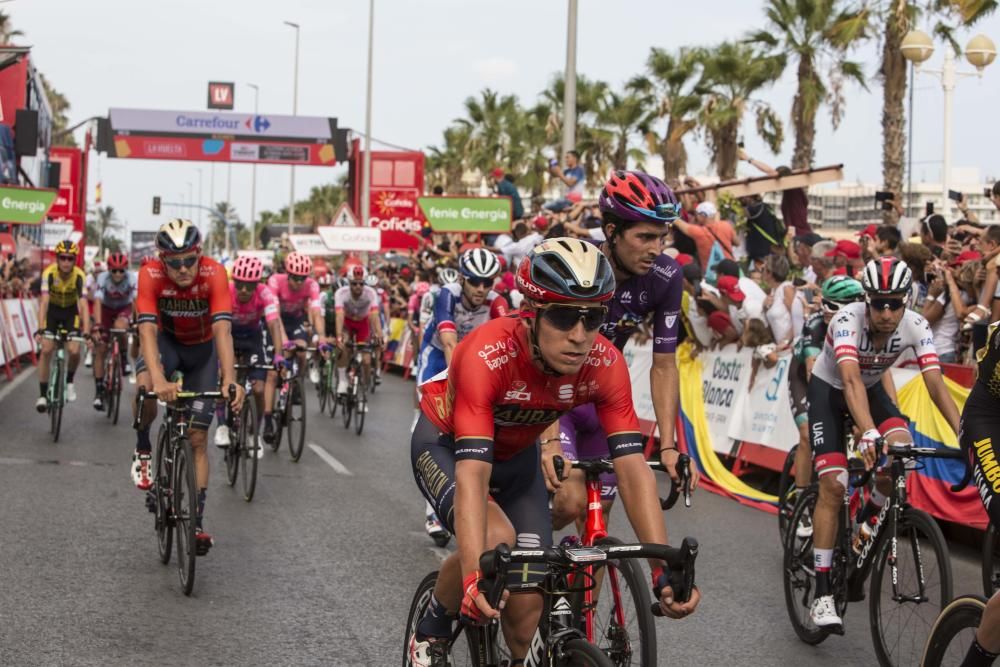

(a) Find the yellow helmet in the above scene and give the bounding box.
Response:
[54,240,79,256]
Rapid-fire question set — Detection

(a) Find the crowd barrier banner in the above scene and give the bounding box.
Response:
[2,299,32,356]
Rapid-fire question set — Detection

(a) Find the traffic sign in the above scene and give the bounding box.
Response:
[331,202,359,227]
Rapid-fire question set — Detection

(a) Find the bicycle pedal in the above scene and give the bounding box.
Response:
[825,624,845,636]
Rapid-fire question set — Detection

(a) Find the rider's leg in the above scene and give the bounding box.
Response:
[133,370,159,453]
[93,335,107,392]
[361,350,372,388]
[974,592,1000,657]
[794,422,812,488]
[551,469,586,531]
[66,340,81,384]
[251,379,265,425]
[38,337,54,396]
[807,379,847,600]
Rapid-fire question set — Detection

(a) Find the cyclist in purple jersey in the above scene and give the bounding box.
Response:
[542,170,700,532]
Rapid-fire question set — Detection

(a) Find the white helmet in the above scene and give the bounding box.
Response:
[459,248,501,279]
[364,274,379,288]
[438,267,461,286]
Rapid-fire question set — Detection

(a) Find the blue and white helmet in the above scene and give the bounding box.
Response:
[438,267,461,286]
[459,248,501,279]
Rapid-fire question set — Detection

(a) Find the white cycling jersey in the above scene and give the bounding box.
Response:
[811,301,940,389]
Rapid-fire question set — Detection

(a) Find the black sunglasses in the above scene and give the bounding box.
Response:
[57,255,75,262]
[464,276,493,288]
[235,280,257,292]
[868,297,906,311]
[164,256,198,270]
[110,269,126,275]
[288,274,305,282]
[350,281,364,287]
[539,305,607,332]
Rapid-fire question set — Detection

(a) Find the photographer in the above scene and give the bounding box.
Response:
[543,150,585,213]
[923,257,972,363]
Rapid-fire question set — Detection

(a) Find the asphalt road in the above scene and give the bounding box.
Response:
[0,367,985,666]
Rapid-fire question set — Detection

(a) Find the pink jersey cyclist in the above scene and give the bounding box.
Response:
[267,272,322,341]
[229,282,280,336]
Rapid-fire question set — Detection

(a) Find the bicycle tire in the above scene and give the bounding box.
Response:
[555,638,614,666]
[287,377,306,462]
[50,356,64,442]
[317,361,329,414]
[869,506,953,667]
[174,439,198,596]
[154,425,172,565]
[104,352,115,420]
[342,369,354,429]
[920,594,987,667]
[272,387,286,452]
[240,396,259,502]
[354,374,367,435]
[582,535,656,666]
[782,485,830,645]
[403,572,439,667]
[983,522,999,597]
[777,446,797,544]
[224,413,240,487]
[110,361,122,425]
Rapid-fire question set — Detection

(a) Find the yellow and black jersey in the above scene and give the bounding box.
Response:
[41,263,86,309]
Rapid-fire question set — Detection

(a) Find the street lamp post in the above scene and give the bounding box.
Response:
[284,21,300,236]
[248,83,259,249]
[561,0,578,158]
[361,0,375,231]
[902,30,996,220]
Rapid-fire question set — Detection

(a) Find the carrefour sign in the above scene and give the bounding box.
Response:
[110,108,336,142]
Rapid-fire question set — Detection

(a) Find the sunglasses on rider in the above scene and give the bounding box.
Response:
[464,276,493,288]
[235,280,257,292]
[288,274,304,283]
[163,255,199,270]
[110,269,126,275]
[350,281,364,287]
[57,254,75,262]
[538,304,607,332]
[867,297,906,311]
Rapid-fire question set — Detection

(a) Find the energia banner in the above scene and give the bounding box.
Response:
[623,340,985,528]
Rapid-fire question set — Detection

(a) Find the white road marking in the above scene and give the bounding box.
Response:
[0,368,33,405]
[307,443,353,476]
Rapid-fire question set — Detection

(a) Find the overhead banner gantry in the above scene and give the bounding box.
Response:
[99,108,349,167]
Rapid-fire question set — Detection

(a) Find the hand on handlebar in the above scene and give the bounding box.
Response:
[660,448,699,493]
[652,568,700,619]
[152,377,181,404]
[541,444,566,493]
[858,429,884,471]
[273,353,286,370]
[227,383,245,413]
[459,570,507,625]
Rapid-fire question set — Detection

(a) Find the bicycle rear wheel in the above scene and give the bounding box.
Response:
[154,425,172,565]
[342,369,354,429]
[555,638,614,666]
[50,356,64,441]
[317,361,330,413]
[286,377,306,462]
[578,535,656,666]
[224,414,239,488]
[782,485,830,645]
[354,374,367,435]
[870,506,953,667]
[240,397,259,502]
[402,572,477,666]
[920,594,987,667]
[174,439,198,596]
[271,388,286,452]
[983,522,999,596]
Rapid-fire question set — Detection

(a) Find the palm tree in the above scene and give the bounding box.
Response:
[747,0,870,169]
[0,11,23,44]
[297,183,346,229]
[427,124,472,193]
[503,101,557,198]
[41,74,77,148]
[209,201,240,253]
[877,0,996,198]
[541,74,610,186]
[455,89,520,177]
[697,42,787,180]
[628,47,703,181]
[86,206,124,255]
[595,88,648,172]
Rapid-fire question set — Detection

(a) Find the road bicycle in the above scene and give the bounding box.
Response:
[921,594,990,666]
[271,353,308,462]
[783,441,962,666]
[100,326,133,425]
[225,357,274,502]
[40,329,87,443]
[336,341,376,435]
[982,523,1000,597]
[403,538,698,666]
[550,454,692,666]
[137,385,231,596]
[317,351,337,416]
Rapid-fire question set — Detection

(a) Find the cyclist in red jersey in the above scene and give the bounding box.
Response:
[132,219,244,555]
[408,238,700,667]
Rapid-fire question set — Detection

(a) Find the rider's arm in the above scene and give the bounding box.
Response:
[261,285,285,353]
[137,322,165,384]
[440,331,458,367]
[334,309,345,342]
[839,360,876,432]
[454,458,492,580]
[37,293,48,331]
[434,286,459,365]
[923,368,961,436]
[650,270,684,470]
[881,371,898,406]
[77,291,90,335]
[308,280,325,340]
[368,308,382,340]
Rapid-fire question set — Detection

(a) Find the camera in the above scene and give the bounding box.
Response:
[948,189,963,203]
[881,201,894,212]
[925,201,935,216]
[549,158,559,168]
[874,190,895,202]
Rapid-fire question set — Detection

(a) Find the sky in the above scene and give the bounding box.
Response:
[8,0,1000,235]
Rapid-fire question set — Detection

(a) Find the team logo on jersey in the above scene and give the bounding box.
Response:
[664,314,677,329]
[639,291,649,305]
[504,380,532,402]
[619,291,632,305]
[557,384,574,402]
[493,406,560,427]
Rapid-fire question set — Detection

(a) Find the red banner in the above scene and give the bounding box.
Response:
[369,188,423,250]
[49,146,82,217]
[112,135,337,167]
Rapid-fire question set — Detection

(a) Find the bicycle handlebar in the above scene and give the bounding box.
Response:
[552,454,692,510]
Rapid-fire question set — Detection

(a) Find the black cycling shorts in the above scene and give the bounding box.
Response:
[960,385,1000,527]
[282,314,309,343]
[43,304,81,335]
[807,375,909,479]
[788,357,809,428]
[233,328,268,382]
[135,332,219,430]
[411,413,550,589]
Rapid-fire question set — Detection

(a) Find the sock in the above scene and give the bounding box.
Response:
[814,548,833,597]
[136,428,152,454]
[416,593,455,640]
[39,382,48,398]
[67,370,75,383]
[95,376,104,391]
[196,489,207,528]
[963,638,1000,667]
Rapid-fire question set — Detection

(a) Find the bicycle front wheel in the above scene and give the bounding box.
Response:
[583,536,656,666]
[555,638,614,666]
[317,362,329,413]
[921,594,987,667]
[287,377,306,462]
[240,397,259,502]
[782,485,830,645]
[342,372,354,429]
[777,446,797,544]
[154,425,172,565]
[224,418,240,487]
[869,506,953,667]
[174,439,198,596]
[354,376,367,435]
[983,523,999,596]
[50,356,64,441]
